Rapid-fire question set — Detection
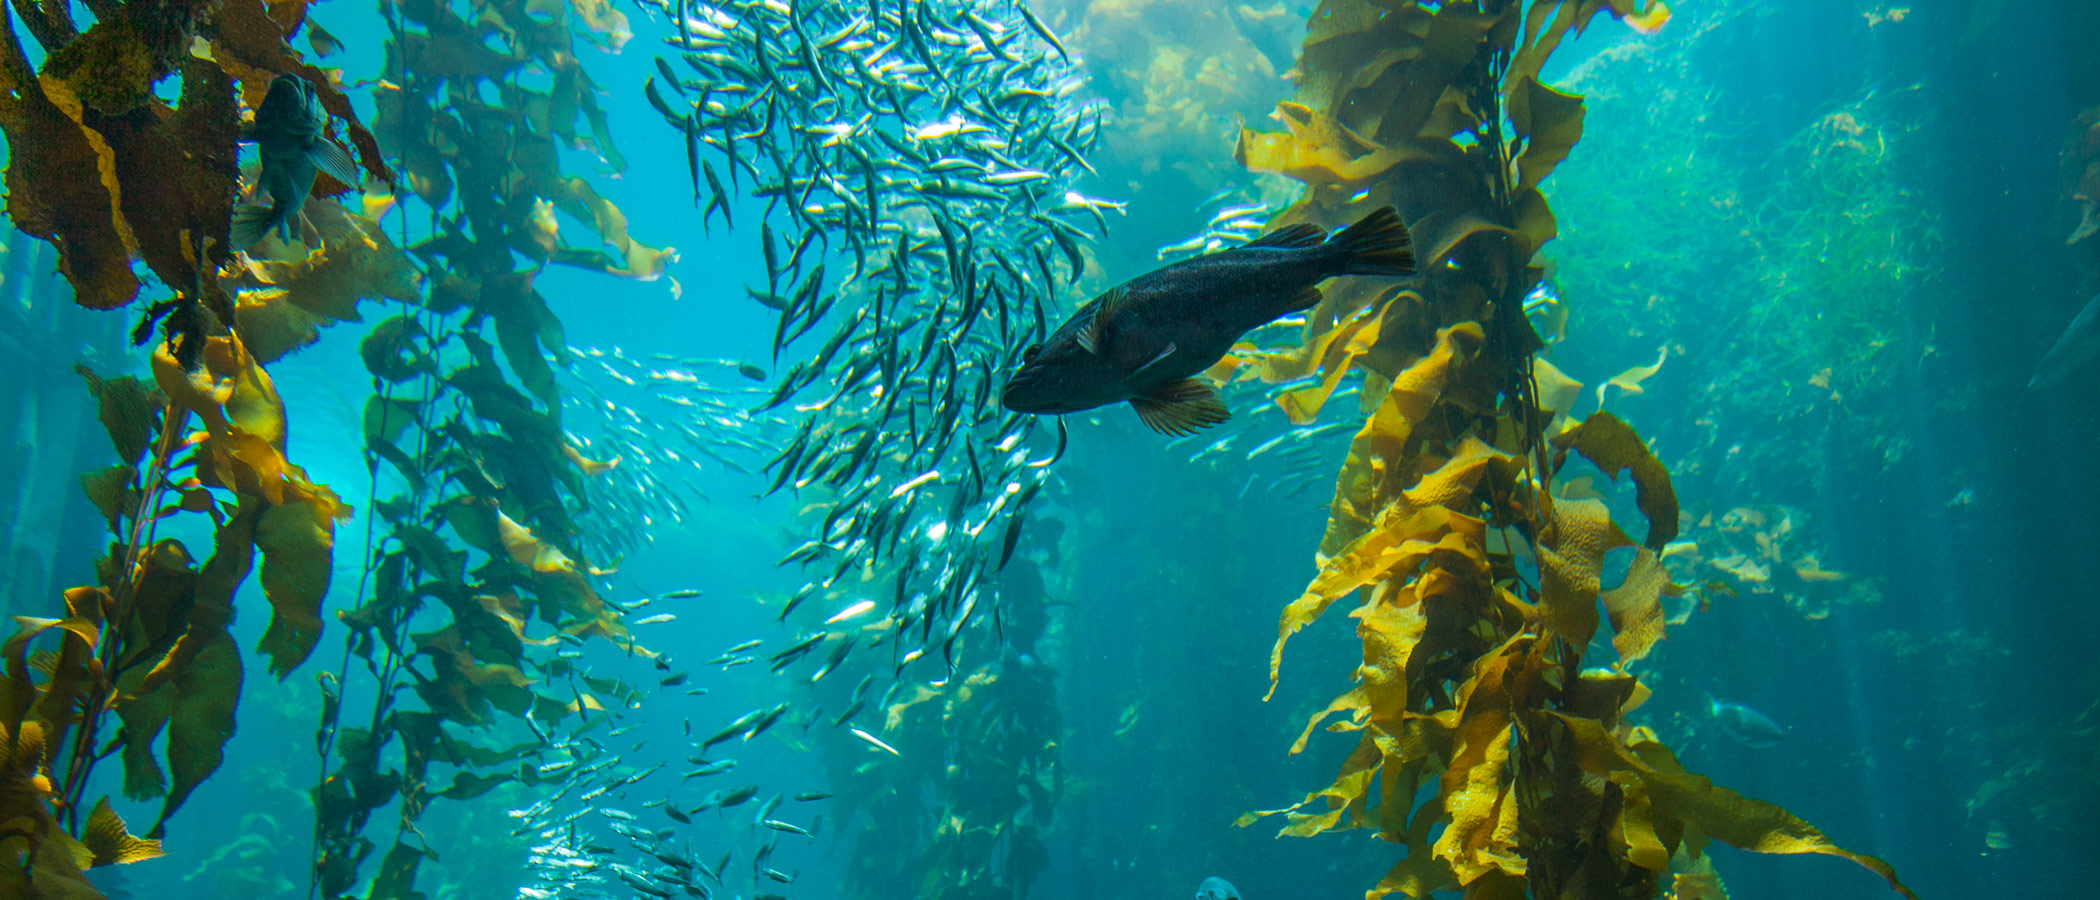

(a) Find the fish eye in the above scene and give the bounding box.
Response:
[1021,343,1041,363]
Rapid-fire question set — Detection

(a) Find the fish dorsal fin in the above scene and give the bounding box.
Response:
[1239,222,1326,250]
[1128,377,1229,436]
[1075,285,1125,355]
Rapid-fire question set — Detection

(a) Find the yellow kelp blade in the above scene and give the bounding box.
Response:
[1236,102,1411,185]
[1554,714,1917,899]
[1268,507,1485,700]
[1595,346,1668,411]
[83,797,164,866]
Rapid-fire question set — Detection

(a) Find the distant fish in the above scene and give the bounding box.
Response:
[232,74,363,249]
[1001,207,1414,435]
[1196,877,1241,900]
[2029,291,2100,389]
[1707,694,1786,748]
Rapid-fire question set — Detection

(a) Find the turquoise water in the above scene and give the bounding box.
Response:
[0,1,2094,899]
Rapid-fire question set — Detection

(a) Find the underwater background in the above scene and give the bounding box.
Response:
[0,0,2095,899]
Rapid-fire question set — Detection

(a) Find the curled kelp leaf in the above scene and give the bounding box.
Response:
[1276,295,1397,423]
[1320,323,1484,559]
[1236,102,1413,185]
[1551,411,1679,547]
[0,722,103,900]
[149,333,346,680]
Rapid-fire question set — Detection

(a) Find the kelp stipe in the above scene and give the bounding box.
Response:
[1232,2,1917,898]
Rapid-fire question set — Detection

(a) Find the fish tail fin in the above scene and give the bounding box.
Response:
[229,203,280,251]
[1329,206,1415,277]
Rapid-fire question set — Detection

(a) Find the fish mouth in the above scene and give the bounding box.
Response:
[1001,385,1085,415]
[999,376,1055,413]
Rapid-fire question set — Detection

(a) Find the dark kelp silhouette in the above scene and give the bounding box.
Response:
[0,0,663,892]
[305,0,668,894]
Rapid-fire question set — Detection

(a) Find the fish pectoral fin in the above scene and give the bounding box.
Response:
[1132,341,1177,376]
[1129,377,1229,436]
[309,138,363,188]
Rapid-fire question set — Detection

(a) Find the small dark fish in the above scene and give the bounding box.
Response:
[719,784,760,808]
[996,508,1026,570]
[1001,207,1413,435]
[738,364,768,381]
[655,57,686,95]
[684,758,737,778]
[307,22,344,57]
[793,791,832,802]
[1196,877,1241,900]
[700,157,733,229]
[231,75,363,249]
[701,709,764,750]
[829,698,864,728]
[743,702,790,741]
[2030,291,2100,389]
[1707,694,1786,748]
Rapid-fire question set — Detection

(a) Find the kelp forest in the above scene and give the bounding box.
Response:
[0,0,2091,898]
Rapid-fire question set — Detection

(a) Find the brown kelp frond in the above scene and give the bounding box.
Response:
[0,0,385,313]
[1239,2,1910,899]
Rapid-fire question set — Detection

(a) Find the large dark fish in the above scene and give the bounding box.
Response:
[231,74,362,249]
[1000,207,1414,435]
[1195,877,1241,900]
[2029,291,2100,389]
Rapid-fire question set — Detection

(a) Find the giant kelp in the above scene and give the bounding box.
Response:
[1232,2,1916,897]
[299,0,671,892]
[0,331,347,897]
[0,0,382,877]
